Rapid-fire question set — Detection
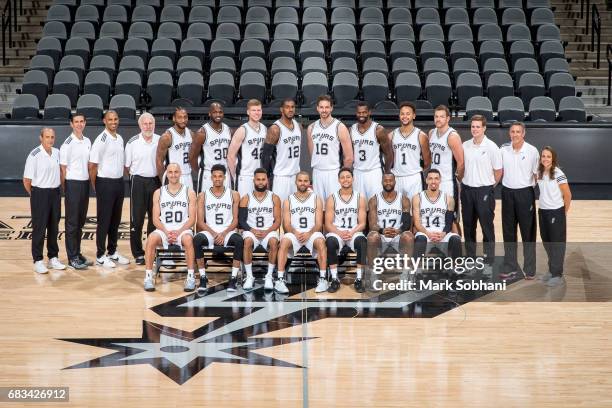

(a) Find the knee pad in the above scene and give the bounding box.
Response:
[326,236,339,265]
[354,235,367,265]
[194,234,209,258]
[228,233,244,261]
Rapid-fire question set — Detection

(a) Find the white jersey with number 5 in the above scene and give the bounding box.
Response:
[311,119,341,170]
[332,190,360,231]
[429,127,455,182]
[204,187,234,233]
[376,192,403,230]
[246,191,275,229]
[202,122,231,171]
[350,121,381,171]
[391,127,422,176]
[288,192,317,232]
[419,191,448,233]
[167,127,192,176]
[274,119,301,176]
[240,122,267,177]
[160,184,190,230]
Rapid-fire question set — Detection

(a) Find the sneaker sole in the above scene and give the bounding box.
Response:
[227,287,237,292]
[144,287,155,292]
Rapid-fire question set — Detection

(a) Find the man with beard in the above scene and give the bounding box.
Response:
[277,172,327,294]
[350,102,394,199]
[189,102,232,192]
[261,99,302,202]
[156,107,193,188]
[238,168,281,291]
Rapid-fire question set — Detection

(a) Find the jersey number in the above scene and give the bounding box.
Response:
[165,211,183,224]
[382,219,397,228]
[315,143,328,155]
[215,213,224,225]
[288,145,299,159]
[424,216,440,228]
[400,153,407,165]
[214,148,228,161]
[256,216,264,228]
[183,152,189,164]
[250,148,262,160]
[299,217,308,229]
[433,153,440,165]
[340,217,353,229]
[359,150,366,161]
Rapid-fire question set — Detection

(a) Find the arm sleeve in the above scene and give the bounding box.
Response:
[443,212,455,232]
[261,143,277,176]
[400,212,412,232]
[23,154,35,179]
[238,207,251,231]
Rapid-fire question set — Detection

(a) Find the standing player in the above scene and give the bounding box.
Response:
[412,169,462,264]
[261,99,302,202]
[350,102,394,199]
[391,102,431,199]
[367,173,414,263]
[238,169,281,290]
[142,163,197,292]
[189,103,232,192]
[156,107,193,188]
[227,99,267,197]
[277,172,327,294]
[307,95,354,202]
[324,168,368,293]
[89,110,129,267]
[193,164,243,292]
[60,114,92,269]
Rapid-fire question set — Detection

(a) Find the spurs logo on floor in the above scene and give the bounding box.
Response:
[0,215,131,240]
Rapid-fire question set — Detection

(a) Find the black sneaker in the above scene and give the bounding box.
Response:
[135,256,145,265]
[354,278,365,293]
[69,258,88,270]
[197,275,209,292]
[227,276,238,292]
[78,254,94,266]
[328,278,341,293]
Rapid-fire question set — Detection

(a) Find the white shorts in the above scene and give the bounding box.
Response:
[151,229,193,249]
[415,231,460,254]
[195,230,239,248]
[198,169,232,193]
[354,168,383,200]
[242,230,279,250]
[326,232,366,253]
[395,173,423,199]
[237,174,254,197]
[313,168,340,202]
[282,231,325,258]
[272,174,297,203]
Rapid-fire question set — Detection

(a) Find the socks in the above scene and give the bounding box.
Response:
[231,266,239,277]
[267,263,275,276]
[145,270,153,279]
[245,263,253,279]
[199,268,206,278]
[319,269,326,278]
[330,267,338,279]
[277,270,285,279]
[187,269,194,278]
[356,267,362,279]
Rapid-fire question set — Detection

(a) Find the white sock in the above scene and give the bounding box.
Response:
[278,270,285,279]
[331,268,338,279]
[199,268,206,278]
[356,267,362,279]
[245,263,253,278]
[145,270,153,279]
[187,269,194,278]
[267,263,275,276]
[231,266,239,277]
[319,269,326,278]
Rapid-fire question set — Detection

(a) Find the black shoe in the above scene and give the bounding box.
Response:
[354,278,365,293]
[499,270,518,279]
[135,256,145,265]
[227,276,238,292]
[197,275,209,292]
[328,278,341,293]
[69,258,88,270]
[78,254,94,266]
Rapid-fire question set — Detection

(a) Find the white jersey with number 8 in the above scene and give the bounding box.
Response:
[204,187,234,233]
[246,191,275,229]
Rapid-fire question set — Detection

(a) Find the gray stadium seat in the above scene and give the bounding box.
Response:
[207,71,235,104]
[472,8,497,27]
[425,72,451,107]
[271,57,297,76]
[219,0,245,8]
[148,56,174,76]
[100,22,125,42]
[191,0,214,6]
[483,58,509,83]
[394,72,422,103]
[103,5,128,24]
[331,40,357,61]
[420,40,445,63]
[158,22,184,46]
[526,0,551,11]
[415,8,439,27]
[539,40,565,66]
[332,57,358,76]
[544,58,570,85]
[390,24,415,42]
[271,72,298,100]
[332,72,359,106]
[42,21,67,41]
[392,57,418,79]
[479,41,505,66]
[274,23,299,42]
[498,96,525,123]
[359,0,383,8]
[506,24,532,43]
[53,70,80,106]
[47,5,72,24]
[59,55,86,86]
[558,96,586,122]
[217,6,242,24]
[244,23,270,44]
[36,37,63,68]
[189,6,213,24]
[165,0,188,7]
[93,38,119,63]
[80,0,105,6]
[528,96,556,121]
[299,40,325,61]
[456,72,483,107]
[177,71,205,105]
[443,0,466,8]
[90,55,116,81]
[304,24,329,42]
[302,57,328,75]
[29,55,55,86]
[128,22,154,42]
[160,5,185,24]
[64,37,91,64]
[187,23,213,44]
[415,0,437,8]
[269,40,295,60]
[499,0,521,9]
[466,96,494,121]
[360,8,384,25]
[387,0,412,7]
[450,40,475,65]
[302,72,329,105]
[75,5,99,27]
[390,40,416,62]
[536,24,561,43]
[331,7,355,25]
[303,0,327,8]
[248,0,272,9]
[22,70,49,107]
[331,0,355,8]
[43,94,71,119]
[501,8,526,28]
[151,38,177,62]
[84,71,111,105]
[70,22,96,42]
[302,7,326,25]
[210,39,236,59]
[453,57,479,79]
[445,8,469,26]
[238,71,266,102]
[362,72,389,105]
[548,72,575,107]
[513,57,539,85]
[132,5,157,23]
[387,8,412,26]
[114,70,142,103]
[246,6,270,25]
[362,57,388,75]
[273,7,298,25]
[486,72,514,110]
[147,71,174,106]
[109,0,131,10]
[531,8,555,28]
[136,0,161,7]
[119,55,146,80]
[510,40,535,66]
[361,24,386,42]
[76,94,104,119]
[180,38,206,64]
[518,72,545,106]
[448,24,473,43]
[211,56,237,75]
[331,24,357,42]
[419,24,445,42]
[11,94,40,119]
[423,57,449,77]
[477,24,503,43]
[123,38,149,63]
[177,56,203,76]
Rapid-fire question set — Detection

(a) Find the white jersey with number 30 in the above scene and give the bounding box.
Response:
[332,190,360,231]
[202,122,231,171]
[204,187,234,233]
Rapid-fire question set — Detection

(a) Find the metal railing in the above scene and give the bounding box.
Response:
[1,0,22,66]
[607,44,611,106]
[583,0,591,33]
[591,4,601,69]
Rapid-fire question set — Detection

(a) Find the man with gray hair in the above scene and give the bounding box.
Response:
[125,112,161,264]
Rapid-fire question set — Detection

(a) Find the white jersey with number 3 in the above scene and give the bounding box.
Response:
[205,187,234,233]
[202,122,232,171]
[419,191,448,233]
[351,121,381,171]
[391,127,422,176]
[311,119,341,170]
[376,192,403,230]
[160,184,190,230]
[332,190,360,231]
[288,192,317,232]
[246,191,275,229]
[274,119,301,176]
[167,127,192,176]
[430,127,455,182]
[240,122,267,177]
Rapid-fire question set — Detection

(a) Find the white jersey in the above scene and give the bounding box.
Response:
[204,187,234,233]
[246,191,275,230]
[273,119,301,176]
[159,184,190,230]
[240,122,267,177]
[391,127,422,177]
[332,190,360,231]
[430,127,455,182]
[351,121,382,171]
[311,118,342,170]
[288,192,318,233]
[418,191,449,233]
[376,192,403,230]
[167,127,192,176]
[202,122,232,171]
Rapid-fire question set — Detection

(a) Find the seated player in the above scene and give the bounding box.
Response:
[239,168,281,291]
[367,173,414,263]
[413,169,462,270]
[193,164,243,292]
[324,168,368,293]
[143,163,197,292]
[277,172,328,294]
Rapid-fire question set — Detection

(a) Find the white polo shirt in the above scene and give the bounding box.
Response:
[59,133,91,181]
[538,168,567,210]
[501,141,539,189]
[462,136,502,187]
[125,133,160,177]
[89,130,125,179]
[23,145,61,188]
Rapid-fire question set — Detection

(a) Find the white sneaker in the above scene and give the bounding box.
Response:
[34,260,48,274]
[315,277,328,293]
[264,276,274,290]
[96,256,116,268]
[274,278,289,294]
[48,257,66,270]
[243,275,255,290]
[143,276,155,292]
[109,252,130,265]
